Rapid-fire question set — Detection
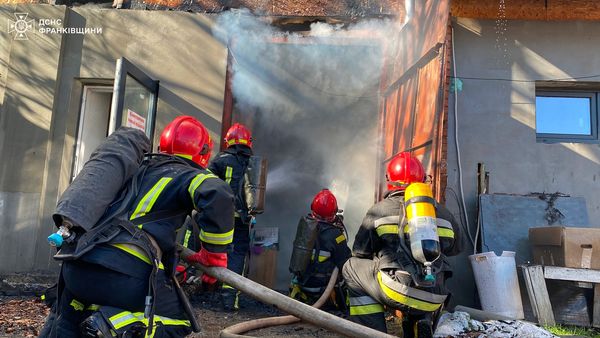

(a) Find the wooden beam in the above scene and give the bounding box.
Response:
[451,0,547,20]
[594,284,600,328]
[451,0,600,21]
[544,266,600,284]
[521,265,556,326]
[128,0,405,17]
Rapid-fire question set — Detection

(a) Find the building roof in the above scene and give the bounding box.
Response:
[451,0,600,21]
[9,0,405,20]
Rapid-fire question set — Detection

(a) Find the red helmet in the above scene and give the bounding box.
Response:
[225,123,252,148]
[386,152,425,191]
[159,116,213,168]
[311,189,338,222]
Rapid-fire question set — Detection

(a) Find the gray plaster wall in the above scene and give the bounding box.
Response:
[445,18,600,307]
[0,5,227,274]
[0,5,68,273]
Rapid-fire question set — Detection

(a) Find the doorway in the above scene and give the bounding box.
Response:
[73,58,160,179]
[73,85,112,179]
[224,40,383,289]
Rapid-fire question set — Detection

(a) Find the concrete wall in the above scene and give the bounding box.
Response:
[0,4,227,274]
[446,18,600,306]
[0,5,68,274]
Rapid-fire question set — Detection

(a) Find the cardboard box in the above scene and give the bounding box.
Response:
[529,226,600,269]
[247,227,278,288]
[248,247,278,288]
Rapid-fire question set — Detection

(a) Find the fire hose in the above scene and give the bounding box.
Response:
[178,244,396,338]
[220,267,339,337]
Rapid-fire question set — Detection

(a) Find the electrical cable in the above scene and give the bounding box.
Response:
[451,27,476,252]
[445,186,470,246]
[474,202,481,254]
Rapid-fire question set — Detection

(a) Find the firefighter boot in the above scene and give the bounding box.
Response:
[221,287,238,311]
[414,318,433,338]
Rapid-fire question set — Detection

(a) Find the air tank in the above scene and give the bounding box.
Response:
[245,156,267,214]
[289,216,319,275]
[404,182,441,281]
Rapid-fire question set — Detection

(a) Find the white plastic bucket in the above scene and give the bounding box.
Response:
[469,251,524,319]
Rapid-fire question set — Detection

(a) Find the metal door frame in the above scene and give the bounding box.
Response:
[108,57,159,139]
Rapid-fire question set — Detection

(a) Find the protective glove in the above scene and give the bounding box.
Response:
[175,265,188,284]
[186,248,227,285]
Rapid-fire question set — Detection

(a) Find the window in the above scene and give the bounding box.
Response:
[536,90,597,143]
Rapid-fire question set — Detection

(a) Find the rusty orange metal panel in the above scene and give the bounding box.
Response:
[413,145,432,179]
[412,57,441,150]
[384,0,449,89]
[377,0,450,199]
[395,74,417,155]
[381,73,418,163]
[383,90,400,160]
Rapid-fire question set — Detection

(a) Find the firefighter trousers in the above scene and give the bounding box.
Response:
[49,260,191,337]
[342,257,447,335]
[221,217,250,308]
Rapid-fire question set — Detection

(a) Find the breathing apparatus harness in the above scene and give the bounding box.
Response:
[53,154,198,337]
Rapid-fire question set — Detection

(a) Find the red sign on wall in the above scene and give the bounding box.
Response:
[126,109,146,132]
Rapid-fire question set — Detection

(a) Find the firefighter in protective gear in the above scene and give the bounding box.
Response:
[289,189,351,309]
[48,116,234,338]
[342,152,462,337]
[182,122,254,311]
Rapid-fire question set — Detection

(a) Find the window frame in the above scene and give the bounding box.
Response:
[535,90,597,143]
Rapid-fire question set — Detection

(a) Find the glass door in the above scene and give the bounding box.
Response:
[108,57,159,144]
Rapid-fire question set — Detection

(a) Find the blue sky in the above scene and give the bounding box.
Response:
[536,96,591,135]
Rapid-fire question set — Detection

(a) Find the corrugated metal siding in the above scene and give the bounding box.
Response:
[378,0,449,201]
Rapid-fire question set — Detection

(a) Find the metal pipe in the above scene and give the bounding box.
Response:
[454,305,515,322]
[178,245,395,338]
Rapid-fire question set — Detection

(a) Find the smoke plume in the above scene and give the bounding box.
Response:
[213,10,402,289]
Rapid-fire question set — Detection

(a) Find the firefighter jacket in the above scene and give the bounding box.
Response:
[208,144,252,221]
[352,190,462,276]
[80,156,235,279]
[299,217,352,289]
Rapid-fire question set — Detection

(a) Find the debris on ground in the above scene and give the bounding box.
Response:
[0,291,350,337]
[434,311,557,338]
[0,273,55,296]
[5,291,563,338]
[0,296,50,337]
[189,290,347,337]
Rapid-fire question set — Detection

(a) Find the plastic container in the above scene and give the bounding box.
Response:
[469,251,524,319]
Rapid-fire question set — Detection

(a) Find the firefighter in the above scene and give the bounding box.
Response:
[289,189,351,309]
[182,122,255,311]
[48,116,234,338]
[342,152,462,337]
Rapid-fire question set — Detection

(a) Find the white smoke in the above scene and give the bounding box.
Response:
[212,10,402,289]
